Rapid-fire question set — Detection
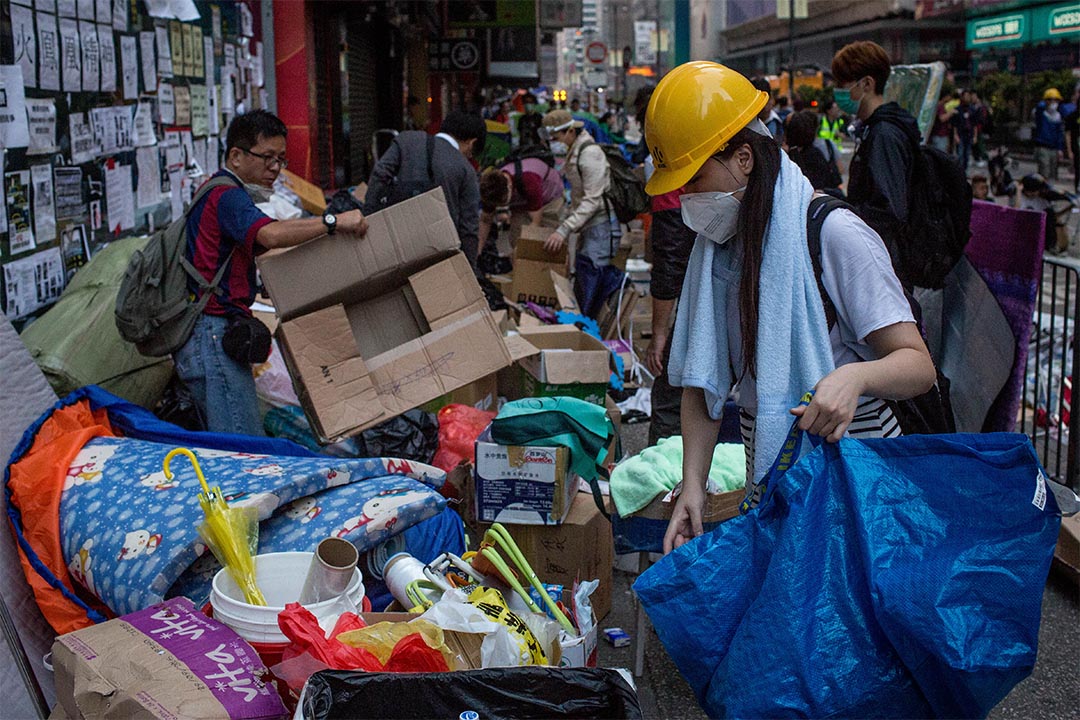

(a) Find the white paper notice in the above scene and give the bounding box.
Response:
[89,106,112,154]
[207,82,220,134]
[155,24,172,78]
[11,5,37,89]
[174,84,191,126]
[58,17,81,91]
[78,19,99,91]
[135,146,161,208]
[26,98,58,155]
[191,137,206,176]
[36,12,61,91]
[203,35,214,82]
[190,84,208,136]
[0,66,31,149]
[68,112,97,162]
[5,170,35,254]
[120,34,137,98]
[0,155,8,235]
[205,136,218,174]
[94,0,108,23]
[58,0,75,17]
[2,247,64,319]
[191,27,204,78]
[104,161,134,233]
[133,99,156,146]
[252,41,263,87]
[168,166,182,219]
[139,31,156,92]
[113,104,133,150]
[30,163,56,243]
[97,23,116,92]
[158,80,175,123]
[111,0,125,31]
[53,165,84,221]
[76,0,92,19]
[170,0,200,22]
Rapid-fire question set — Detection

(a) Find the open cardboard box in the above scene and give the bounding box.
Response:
[501,325,611,406]
[258,189,514,442]
[507,226,568,308]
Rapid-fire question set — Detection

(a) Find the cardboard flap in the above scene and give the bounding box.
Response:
[513,233,567,264]
[516,326,611,385]
[258,188,460,320]
[411,253,483,324]
[503,333,541,362]
[552,272,579,312]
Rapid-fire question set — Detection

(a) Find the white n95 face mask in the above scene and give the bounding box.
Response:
[549,140,569,156]
[681,188,745,245]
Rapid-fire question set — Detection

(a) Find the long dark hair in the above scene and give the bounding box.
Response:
[714,127,782,379]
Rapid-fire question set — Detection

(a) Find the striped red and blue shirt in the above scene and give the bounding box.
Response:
[185,170,275,317]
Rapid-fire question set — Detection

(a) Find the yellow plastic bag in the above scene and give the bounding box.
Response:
[336,618,459,669]
[465,586,548,666]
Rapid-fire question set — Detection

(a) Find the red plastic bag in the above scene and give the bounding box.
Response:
[431,404,496,475]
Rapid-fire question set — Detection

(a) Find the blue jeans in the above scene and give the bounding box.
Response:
[174,313,264,436]
[957,137,972,171]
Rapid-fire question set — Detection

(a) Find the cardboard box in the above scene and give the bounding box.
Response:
[474,430,577,526]
[260,189,513,441]
[513,325,611,406]
[1055,513,1079,576]
[613,487,744,555]
[559,619,598,668]
[277,168,327,215]
[507,227,568,308]
[52,597,287,720]
[474,492,614,622]
[420,372,499,414]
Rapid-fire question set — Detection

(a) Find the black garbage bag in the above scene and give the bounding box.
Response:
[477,241,513,276]
[153,375,205,431]
[325,188,364,215]
[477,274,510,312]
[353,409,439,464]
[301,667,643,720]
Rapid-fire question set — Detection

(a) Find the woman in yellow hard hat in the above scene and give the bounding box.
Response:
[645,62,936,554]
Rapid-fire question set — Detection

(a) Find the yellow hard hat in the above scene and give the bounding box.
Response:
[644,61,768,196]
[1043,87,1063,101]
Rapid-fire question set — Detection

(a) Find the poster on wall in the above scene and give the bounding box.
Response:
[169,22,184,75]
[155,24,172,77]
[11,4,38,89]
[158,81,175,123]
[30,163,57,244]
[53,166,85,221]
[190,84,208,136]
[69,112,98,163]
[2,247,65,319]
[6,171,36,256]
[60,224,89,279]
[59,17,81,91]
[26,98,58,155]
[174,84,191,125]
[120,33,137,99]
[98,23,117,92]
[36,12,62,91]
[78,19,99,92]
[139,31,157,91]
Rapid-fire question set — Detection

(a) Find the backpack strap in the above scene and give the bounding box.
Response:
[425,134,436,186]
[806,195,854,331]
[512,155,527,201]
[179,174,243,305]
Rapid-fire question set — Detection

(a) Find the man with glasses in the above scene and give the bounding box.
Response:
[176,109,366,435]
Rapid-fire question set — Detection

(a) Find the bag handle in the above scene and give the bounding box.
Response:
[740,392,820,514]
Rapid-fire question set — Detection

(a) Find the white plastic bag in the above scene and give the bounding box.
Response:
[419,589,528,668]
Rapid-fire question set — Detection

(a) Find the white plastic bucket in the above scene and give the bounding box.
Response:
[210,551,365,644]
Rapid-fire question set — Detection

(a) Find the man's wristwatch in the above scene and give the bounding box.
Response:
[323,212,337,235]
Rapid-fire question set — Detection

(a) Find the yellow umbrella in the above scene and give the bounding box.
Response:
[163,448,266,606]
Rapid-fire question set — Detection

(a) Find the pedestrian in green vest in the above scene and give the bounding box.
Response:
[818,100,844,145]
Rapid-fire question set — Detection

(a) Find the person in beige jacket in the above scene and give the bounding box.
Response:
[540,109,622,317]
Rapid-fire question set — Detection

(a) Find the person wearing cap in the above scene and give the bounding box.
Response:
[1033,88,1066,182]
[541,109,621,317]
[643,62,935,554]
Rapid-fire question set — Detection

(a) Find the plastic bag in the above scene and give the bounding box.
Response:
[431,404,496,474]
[418,589,524,668]
[253,339,300,409]
[635,421,1064,719]
[354,409,439,464]
[301,667,643,720]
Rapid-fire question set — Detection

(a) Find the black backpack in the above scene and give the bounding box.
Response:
[867,121,972,289]
[806,196,956,435]
[115,175,240,358]
[576,139,650,224]
[363,134,437,214]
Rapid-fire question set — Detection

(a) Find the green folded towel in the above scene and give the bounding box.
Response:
[610,436,745,517]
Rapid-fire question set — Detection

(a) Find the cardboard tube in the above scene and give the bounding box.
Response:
[298,537,360,605]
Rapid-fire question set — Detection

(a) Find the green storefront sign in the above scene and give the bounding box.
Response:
[967,2,1080,49]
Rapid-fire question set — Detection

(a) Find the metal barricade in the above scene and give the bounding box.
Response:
[1021,255,1080,492]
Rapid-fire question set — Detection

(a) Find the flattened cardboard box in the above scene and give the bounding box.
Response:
[277,169,327,216]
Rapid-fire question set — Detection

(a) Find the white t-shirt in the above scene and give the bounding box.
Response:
[734,206,914,408]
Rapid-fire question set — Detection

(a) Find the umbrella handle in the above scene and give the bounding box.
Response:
[163,448,211,495]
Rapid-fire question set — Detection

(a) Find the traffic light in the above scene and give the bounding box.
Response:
[553,89,567,102]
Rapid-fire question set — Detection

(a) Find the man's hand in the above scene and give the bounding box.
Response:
[337,209,368,236]
[544,231,566,253]
[645,333,668,377]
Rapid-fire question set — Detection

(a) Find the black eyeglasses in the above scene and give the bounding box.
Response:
[240,147,288,170]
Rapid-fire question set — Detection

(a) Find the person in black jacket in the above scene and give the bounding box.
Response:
[832,41,922,283]
[786,110,843,194]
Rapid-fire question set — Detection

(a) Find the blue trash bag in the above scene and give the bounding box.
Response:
[634,411,1065,719]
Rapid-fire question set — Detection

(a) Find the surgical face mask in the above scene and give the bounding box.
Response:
[1048,101,1059,113]
[681,188,745,245]
[244,183,273,203]
[834,83,863,116]
[549,140,569,156]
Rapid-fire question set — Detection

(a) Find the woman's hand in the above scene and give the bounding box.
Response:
[790,364,864,442]
[663,480,705,554]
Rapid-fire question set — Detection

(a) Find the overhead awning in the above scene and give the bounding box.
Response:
[966,2,1079,50]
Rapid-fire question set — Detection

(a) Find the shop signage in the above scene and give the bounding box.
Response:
[967,13,1027,49]
[966,2,1080,49]
[428,39,481,72]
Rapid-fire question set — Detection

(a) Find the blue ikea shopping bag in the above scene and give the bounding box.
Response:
[634,417,1068,719]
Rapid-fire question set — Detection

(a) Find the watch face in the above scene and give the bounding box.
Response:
[325,214,336,224]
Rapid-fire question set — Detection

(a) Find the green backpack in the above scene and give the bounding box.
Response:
[114,175,239,358]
